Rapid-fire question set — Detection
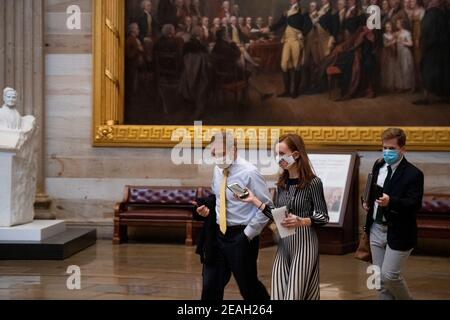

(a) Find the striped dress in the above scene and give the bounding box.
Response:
[263,177,329,300]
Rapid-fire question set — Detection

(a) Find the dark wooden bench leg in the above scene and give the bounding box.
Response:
[185,221,193,246]
[113,217,121,244]
[121,225,128,243]
[113,221,128,244]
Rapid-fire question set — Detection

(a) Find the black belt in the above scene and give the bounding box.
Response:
[216,224,246,237]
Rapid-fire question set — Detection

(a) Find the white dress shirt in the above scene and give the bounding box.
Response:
[212,157,273,240]
[372,156,403,221]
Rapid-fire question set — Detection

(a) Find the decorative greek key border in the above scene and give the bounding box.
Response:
[93,125,450,150]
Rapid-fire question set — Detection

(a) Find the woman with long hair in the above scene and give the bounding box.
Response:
[381,20,398,92]
[394,17,415,91]
[238,134,329,300]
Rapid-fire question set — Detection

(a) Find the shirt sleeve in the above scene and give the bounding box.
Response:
[309,177,330,226]
[260,187,279,221]
[270,14,287,32]
[261,203,274,221]
[244,168,273,240]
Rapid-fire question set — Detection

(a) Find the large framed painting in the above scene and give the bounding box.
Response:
[93,0,450,149]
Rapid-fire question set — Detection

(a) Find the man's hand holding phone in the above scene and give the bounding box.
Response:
[192,200,210,218]
[227,183,250,200]
[376,193,390,207]
[231,186,267,214]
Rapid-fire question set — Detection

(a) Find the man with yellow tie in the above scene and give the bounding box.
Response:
[196,131,272,301]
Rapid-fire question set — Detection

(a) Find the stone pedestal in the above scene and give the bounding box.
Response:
[0,220,65,241]
[0,120,37,227]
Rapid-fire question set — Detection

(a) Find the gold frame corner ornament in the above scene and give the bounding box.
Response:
[92,0,450,151]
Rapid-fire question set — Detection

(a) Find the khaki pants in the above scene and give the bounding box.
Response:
[370,223,413,300]
[281,39,303,72]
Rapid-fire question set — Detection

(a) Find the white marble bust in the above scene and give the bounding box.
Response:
[0,87,37,227]
[0,87,36,150]
[0,87,22,130]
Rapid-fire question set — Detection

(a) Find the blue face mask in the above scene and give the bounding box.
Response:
[383,149,400,165]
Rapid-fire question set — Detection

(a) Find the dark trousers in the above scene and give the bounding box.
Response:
[201,226,270,301]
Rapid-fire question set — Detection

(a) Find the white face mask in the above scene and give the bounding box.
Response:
[276,154,297,168]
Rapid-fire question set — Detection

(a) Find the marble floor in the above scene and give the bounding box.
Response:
[0,241,449,300]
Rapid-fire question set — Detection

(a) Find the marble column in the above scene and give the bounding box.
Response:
[0,0,50,209]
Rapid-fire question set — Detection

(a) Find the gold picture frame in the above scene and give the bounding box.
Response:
[92,0,450,150]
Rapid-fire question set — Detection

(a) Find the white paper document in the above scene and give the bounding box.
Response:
[272,206,296,239]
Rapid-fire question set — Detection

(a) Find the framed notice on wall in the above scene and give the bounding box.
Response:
[310,154,354,227]
[309,152,359,254]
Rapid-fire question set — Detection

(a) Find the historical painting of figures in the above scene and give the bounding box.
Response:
[123,0,450,127]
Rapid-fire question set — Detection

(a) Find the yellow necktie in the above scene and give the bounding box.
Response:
[219,168,229,235]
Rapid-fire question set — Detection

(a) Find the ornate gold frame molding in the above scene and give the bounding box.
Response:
[92,0,450,150]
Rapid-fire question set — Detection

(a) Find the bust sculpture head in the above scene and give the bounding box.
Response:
[0,87,23,131]
[0,87,35,148]
[3,87,17,109]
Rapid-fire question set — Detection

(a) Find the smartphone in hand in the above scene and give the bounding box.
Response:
[227,183,250,199]
[194,197,206,208]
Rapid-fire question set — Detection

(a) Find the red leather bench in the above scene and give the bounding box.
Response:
[113,186,275,247]
[417,194,450,239]
[114,186,209,245]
